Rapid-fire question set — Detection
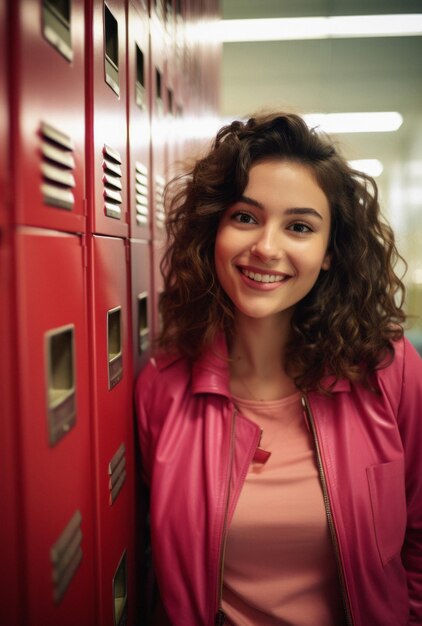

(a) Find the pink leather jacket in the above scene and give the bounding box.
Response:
[135,335,422,626]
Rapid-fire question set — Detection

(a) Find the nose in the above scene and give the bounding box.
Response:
[251,225,283,262]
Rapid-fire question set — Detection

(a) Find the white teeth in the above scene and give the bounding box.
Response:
[242,269,285,283]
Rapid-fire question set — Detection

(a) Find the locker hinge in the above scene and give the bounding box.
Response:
[125,238,130,264]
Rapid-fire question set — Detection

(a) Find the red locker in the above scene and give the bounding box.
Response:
[10,0,86,233]
[0,5,23,618]
[151,238,165,338]
[0,232,23,626]
[127,1,151,240]
[14,227,96,626]
[130,239,152,374]
[149,10,168,241]
[88,234,135,626]
[86,0,129,238]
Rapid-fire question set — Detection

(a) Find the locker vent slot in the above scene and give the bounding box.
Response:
[113,550,128,626]
[137,292,149,354]
[108,443,127,505]
[42,0,73,62]
[45,324,76,447]
[104,3,119,96]
[167,88,174,115]
[155,68,163,116]
[135,45,146,110]
[40,122,76,211]
[107,306,123,389]
[50,510,83,603]
[154,0,165,23]
[155,175,165,229]
[135,162,149,226]
[103,145,123,219]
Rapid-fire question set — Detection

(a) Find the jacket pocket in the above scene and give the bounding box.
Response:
[366,459,407,567]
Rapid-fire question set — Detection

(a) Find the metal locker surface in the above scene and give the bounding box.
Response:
[0,4,23,616]
[10,0,86,234]
[127,1,151,240]
[151,238,166,340]
[149,10,168,242]
[88,234,135,626]
[129,238,152,375]
[13,227,96,626]
[86,0,129,238]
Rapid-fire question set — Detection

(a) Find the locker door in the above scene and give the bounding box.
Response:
[14,227,96,626]
[151,239,165,339]
[11,0,86,234]
[130,238,152,375]
[86,0,129,238]
[150,10,168,242]
[89,234,135,626]
[127,1,151,240]
[0,5,23,619]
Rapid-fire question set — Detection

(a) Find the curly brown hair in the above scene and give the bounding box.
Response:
[158,112,406,391]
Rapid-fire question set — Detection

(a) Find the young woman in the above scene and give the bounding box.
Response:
[135,113,422,626]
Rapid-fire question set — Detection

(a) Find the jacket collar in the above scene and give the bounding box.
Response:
[191,333,232,397]
[190,333,351,397]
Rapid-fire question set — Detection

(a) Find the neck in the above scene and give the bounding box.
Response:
[229,312,292,379]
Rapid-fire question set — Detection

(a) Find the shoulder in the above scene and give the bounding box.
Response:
[376,336,422,417]
[135,350,192,412]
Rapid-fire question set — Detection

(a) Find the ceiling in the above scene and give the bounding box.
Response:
[220,0,422,194]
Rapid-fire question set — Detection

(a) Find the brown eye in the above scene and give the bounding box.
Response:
[232,211,257,224]
[289,222,312,234]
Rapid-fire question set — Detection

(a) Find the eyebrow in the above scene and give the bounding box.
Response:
[238,195,324,220]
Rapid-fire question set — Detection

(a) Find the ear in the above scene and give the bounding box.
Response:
[321,251,331,271]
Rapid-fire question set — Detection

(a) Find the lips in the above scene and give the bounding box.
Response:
[238,265,291,282]
[240,268,288,283]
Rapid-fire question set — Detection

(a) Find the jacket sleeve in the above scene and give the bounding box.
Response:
[395,338,422,623]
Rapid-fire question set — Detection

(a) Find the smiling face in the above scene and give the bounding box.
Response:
[214,160,332,324]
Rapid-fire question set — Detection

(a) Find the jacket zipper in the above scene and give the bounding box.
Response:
[214,408,237,626]
[301,394,354,626]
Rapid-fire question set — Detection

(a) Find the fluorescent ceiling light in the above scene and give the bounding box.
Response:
[219,14,422,42]
[304,112,403,133]
[348,159,384,177]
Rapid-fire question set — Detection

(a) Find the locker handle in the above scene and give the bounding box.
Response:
[113,551,128,626]
[104,4,120,96]
[42,0,73,62]
[136,44,146,110]
[107,307,123,389]
[138,292,149,354]
[45,324,76,446]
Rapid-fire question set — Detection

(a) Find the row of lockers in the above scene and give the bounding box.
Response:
[2,229,146,625]
[0,0,220,624]
[1,0,220,239]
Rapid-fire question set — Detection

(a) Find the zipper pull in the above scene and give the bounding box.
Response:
[215,609,226,625]
[253,427,271,463]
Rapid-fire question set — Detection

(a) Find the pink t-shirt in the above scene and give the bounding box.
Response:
[222,392,345,625]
